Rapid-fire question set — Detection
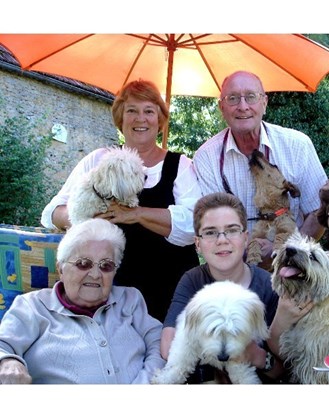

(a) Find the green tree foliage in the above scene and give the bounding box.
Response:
[0,115,53,226]
[167,79,329,171]
[166,96,225,157]
[167,33,329,247]
[305,33,329,48]
[167,34,329,173]
[265,78,329,176]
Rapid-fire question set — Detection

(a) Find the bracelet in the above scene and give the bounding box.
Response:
[261,351,275,372]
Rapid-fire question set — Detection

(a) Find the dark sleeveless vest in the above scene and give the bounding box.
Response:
[114,151,199,321]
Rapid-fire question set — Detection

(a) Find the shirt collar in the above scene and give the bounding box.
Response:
[260,121,273,152]
[55,281,107,317]
[226,122,272,154]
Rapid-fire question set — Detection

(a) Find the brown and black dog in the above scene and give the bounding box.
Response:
[246,150,300,269]
[316,180,329,229]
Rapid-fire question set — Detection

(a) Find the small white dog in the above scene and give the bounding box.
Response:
[67,146,146,225]
[152,281,269,384]
[272,230,329,384]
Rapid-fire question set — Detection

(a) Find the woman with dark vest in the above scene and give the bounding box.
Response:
[41,79,201,322]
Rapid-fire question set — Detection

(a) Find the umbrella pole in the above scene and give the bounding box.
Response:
[162,115,169,149]
[162,36,175,149]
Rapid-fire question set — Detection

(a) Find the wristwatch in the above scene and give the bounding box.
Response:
[262,351,275,372]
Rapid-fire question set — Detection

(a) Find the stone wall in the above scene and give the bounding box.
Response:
[0,68,119,193]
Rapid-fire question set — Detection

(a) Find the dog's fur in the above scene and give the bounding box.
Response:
[67,146,146,225]
[316,180,329,228]
[246,150,300,268]
[272,230,329,384]
[152,281,269,384]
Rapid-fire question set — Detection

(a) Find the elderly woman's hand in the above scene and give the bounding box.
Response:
[0,358,32,384]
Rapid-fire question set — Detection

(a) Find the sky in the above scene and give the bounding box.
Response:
[2,1,329,33]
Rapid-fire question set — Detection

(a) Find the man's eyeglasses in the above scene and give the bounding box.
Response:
[220,92,265,106]
[197,227,245,241]
[67,258,117,273]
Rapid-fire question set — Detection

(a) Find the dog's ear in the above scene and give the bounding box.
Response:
[317,183,329,228]
[184,307,201,334]
[283,180,301,198]
[249,299,269,342]
[316,204,329,228]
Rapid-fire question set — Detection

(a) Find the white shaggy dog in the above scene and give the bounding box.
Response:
[67,146,146,225]
[152,281,269,384]
[272,230,329,384]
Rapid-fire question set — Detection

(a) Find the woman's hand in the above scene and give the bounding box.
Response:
[96,201,172,237]
[96,201,140,225]
[272,294,314,333]
[267,294,314,358]
[0,358,32,384]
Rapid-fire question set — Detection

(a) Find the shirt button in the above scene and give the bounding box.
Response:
[100,340,107,347]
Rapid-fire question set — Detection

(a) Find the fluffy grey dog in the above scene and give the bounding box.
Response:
[272,230,329,384]
[152,281,269,384]
[67,146,146,225]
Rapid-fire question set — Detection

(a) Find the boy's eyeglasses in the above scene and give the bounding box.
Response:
[197,227,245,241]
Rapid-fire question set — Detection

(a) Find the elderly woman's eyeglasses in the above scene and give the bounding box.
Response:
[197,227,245,242]
[220,92,264,106]
[67,258,117,273]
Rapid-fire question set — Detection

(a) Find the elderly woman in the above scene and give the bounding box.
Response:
[41,79,201,322]
[0,219,165,384]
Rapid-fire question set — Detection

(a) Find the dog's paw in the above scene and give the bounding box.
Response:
[98,204,108,214]
[151,367,187,384]
[119,198,139,208]
[127,199,139,208]
[246,254,263,265]
[150,368,164,384]
[151,372,172,385]
[227,363,261,384]
[246,240,263,266]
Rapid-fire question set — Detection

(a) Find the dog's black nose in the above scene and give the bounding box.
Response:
[217,354,229,362]
[286,247,297,258]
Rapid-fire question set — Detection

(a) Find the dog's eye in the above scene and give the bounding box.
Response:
[309,252,317,261]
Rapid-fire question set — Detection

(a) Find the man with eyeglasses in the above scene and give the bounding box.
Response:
[193,70,327,265]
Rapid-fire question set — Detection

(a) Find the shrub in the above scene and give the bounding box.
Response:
[0,115,53,226]
[264,77,329,176]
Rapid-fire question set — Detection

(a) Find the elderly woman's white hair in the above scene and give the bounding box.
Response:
[56,218,126,267]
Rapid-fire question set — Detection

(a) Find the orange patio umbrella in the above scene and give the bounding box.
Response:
[1,33,329,148]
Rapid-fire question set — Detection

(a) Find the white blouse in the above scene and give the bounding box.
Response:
[41,147,202,246]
